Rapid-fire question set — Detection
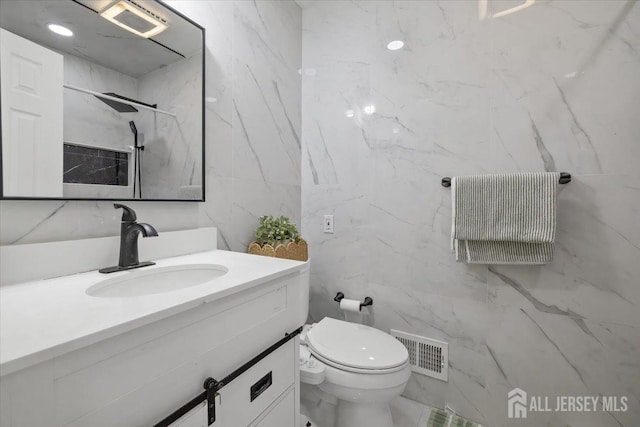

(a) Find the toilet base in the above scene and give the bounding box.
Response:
[336,400,393,427]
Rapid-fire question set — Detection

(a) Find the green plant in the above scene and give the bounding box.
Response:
[255,215,300,247]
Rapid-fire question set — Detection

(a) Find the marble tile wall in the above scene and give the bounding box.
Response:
[0,1,302,254]
[300,1,639,426]
[62,52,138,198]
[63,53,138,153]
[137,53,202,199]
[63,44,203,200]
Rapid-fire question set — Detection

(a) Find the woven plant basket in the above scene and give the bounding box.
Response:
[248,238,308,262]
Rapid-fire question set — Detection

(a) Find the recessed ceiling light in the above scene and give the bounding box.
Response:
[47,24,73,37]
[387,40,404,51]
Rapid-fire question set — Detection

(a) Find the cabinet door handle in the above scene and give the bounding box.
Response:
[250,371,273,402]
[153,327,302,427]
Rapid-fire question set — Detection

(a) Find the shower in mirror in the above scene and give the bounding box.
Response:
[92,92,147,199]
[0,0,205,201]
[129,121,142,199]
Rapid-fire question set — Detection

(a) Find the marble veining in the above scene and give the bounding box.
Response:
[0,1,302,255]
[137,52,203,199]
[302,1,640,426]
[1,1,637,424]
[60,43,203,200]
[62,52,138,198]
[63,145,129,186]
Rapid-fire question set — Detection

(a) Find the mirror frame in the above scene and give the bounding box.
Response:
[0,0,206,202]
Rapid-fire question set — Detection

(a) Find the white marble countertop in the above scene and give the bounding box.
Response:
[0,250,307,376]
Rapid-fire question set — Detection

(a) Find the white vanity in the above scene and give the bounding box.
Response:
[0,228,309,427]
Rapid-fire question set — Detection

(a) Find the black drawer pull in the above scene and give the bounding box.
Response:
[250,371,272,402]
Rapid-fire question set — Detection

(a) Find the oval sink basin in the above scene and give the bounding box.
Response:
[87,264,228,298]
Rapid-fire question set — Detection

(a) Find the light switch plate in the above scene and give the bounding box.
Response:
[323,215,334,233]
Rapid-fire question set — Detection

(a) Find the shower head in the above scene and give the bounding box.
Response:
[95,93,139,113]
[129,121,139,149]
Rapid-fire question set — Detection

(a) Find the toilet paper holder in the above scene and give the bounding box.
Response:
[334,292,373,310]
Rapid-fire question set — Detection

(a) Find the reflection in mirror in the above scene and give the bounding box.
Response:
[0,0,204,201]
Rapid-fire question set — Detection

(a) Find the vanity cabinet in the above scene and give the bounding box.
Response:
[0,268,306,427]
[213,340,296,427]
[250,388,296,427]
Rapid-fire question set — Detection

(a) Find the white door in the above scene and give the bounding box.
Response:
[1,28,63,197]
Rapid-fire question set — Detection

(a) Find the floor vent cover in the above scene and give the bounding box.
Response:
[391,330,448,381]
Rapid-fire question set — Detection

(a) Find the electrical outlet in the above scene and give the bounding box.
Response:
[323,215,334,233]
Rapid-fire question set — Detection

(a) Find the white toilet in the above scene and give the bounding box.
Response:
[300,317,411,427]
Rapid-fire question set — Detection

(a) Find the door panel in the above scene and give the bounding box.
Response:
[1,28,63,197]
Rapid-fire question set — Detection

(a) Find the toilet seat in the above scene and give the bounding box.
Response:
[306,317,408,374]
[310,350,408,374]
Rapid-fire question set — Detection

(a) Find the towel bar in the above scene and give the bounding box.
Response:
[441,172,571,187]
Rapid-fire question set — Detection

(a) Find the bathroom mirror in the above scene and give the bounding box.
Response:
[0,0,204,201]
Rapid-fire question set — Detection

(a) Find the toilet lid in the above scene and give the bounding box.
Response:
[306,317,408,371]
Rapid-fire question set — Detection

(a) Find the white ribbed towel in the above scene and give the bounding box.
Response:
[451,172,560,264]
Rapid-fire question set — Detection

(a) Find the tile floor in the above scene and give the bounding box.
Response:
[301,395,472,427]
[390,396,435,427]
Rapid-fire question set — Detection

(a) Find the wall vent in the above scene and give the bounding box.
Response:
[391,330,448,381]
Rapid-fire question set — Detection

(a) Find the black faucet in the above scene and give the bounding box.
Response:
[99,204,159,274]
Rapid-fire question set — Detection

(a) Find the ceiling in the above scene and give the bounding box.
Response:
[0,0,203,78]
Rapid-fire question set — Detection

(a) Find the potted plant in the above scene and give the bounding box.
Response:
[248,215,308,261]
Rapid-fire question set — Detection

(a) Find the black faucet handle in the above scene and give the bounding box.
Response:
[114,203,137,222]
